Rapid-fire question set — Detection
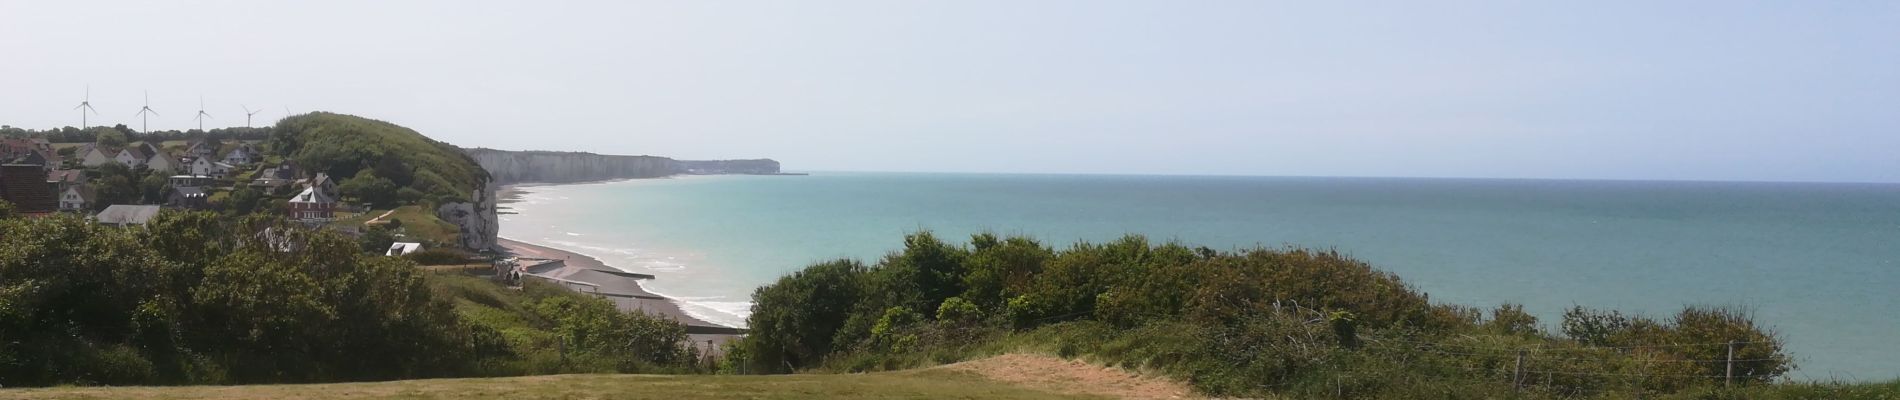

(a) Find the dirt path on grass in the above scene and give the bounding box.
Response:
[363,209,398,225]
[938,354,1200,400]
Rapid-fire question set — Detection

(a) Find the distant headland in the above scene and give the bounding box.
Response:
[465,148,783,186]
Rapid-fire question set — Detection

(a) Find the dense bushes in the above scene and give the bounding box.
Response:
[0,212,699,387]
[404,248,473,265]
[743,259,866,370]
[0,213,487,385]
[733,232,1800,398]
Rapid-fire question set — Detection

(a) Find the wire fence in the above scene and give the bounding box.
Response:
[1301,334,1789,397]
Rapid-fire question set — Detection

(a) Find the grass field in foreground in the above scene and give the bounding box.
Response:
[0,370,1105,400]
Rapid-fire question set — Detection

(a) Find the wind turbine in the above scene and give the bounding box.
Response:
[192,96,213,131]
[133,91,160,133]
[242,105,262,127]
[73,85,99,129]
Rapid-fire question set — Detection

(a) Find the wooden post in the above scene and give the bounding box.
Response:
[1513,349,1527,391]
[1636,354,1650,400]
[1725,341,1736,387]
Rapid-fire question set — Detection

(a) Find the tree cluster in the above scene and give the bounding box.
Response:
[0,125,270,144]
[0,213,489,385]
[0,212,700,387]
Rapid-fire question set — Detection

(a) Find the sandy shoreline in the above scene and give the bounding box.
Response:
[494,237,724,327]
[493,183,744,351]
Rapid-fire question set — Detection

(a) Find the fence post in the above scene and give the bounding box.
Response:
[1725,340,1736,387]
[1636,354,1650,400]
[1513,349,1527,391]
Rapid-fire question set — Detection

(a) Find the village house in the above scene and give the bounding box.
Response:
[301,172,339,199]
[186,156,234,178]
[0,138,34,159]
[223,143,260,165]
[45,169,84,193]
[12,150,56,172]
[288,184,337,222]
[184,139,221,160]
[168,186,210,210]
[145,153,179,173]
[95,205,161,227]
[106,142,175,171]
[0,138,51,161]
[77,144,116,167]
[169,175,215,189]
[250,164,300,191]
[0,164,58,216]
[59,184,95,212]
[252,170,295,189]
[386,242,424,256]
[114,146,148,168]
[2,139,57,170]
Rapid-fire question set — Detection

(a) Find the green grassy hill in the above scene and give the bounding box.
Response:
[268,112,489,206]
[267,112,494,248]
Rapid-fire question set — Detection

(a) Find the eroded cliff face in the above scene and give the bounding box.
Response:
[465,148,782,185]
[466,148,678,185]
[436,184,498,250]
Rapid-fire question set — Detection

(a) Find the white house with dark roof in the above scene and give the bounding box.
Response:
[223,143,260,165]
[387,242,424,256]
[59,184,96,211]
[78,144,115,167]
[187,157,234,178]
[168,186,210,209]
[114,148,142,167]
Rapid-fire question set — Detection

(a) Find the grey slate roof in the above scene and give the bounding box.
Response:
[96,205,162,226]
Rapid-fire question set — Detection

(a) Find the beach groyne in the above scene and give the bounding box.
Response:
[465,148,780,185]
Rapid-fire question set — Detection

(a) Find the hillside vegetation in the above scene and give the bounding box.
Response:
[732,232,1898,399]
[0,212,701,387]
[267,112,489,206]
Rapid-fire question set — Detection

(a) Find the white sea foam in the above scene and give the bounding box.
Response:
[505,236,749,327]
[650,294,751,328]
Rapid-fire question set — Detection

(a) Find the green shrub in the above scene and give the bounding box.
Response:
[1485,303,1539,336]
[935,297,982,326]
[869,306,922,352]
[404,248,471,265]
[741,259,866,372]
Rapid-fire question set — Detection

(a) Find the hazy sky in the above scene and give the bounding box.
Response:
[2,1,1896,182]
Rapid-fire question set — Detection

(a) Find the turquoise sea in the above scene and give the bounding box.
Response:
[499,172,1900,380]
